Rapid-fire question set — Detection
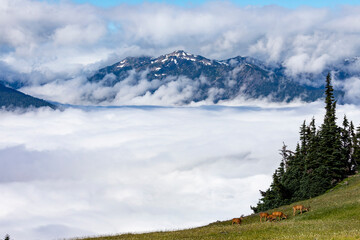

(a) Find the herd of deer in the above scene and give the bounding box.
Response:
[231,205,311,225]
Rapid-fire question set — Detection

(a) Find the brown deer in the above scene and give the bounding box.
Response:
[259,212,269,222]
[272,211,287,221]
[232,215,244,225]
[267,214,277,222]
[293,205,310,216]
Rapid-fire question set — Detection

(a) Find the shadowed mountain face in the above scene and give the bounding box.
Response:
[0,83,56,110]
[88,50,341,104]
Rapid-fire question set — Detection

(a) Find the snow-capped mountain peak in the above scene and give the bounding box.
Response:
[87,50,346,105]
[151,50,214,66]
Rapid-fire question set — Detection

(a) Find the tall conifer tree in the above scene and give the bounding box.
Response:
[353,124,360,171]
[318,73,344,185]
[251,73,358,213]
[299,118,321,198]
[341,116,353,175]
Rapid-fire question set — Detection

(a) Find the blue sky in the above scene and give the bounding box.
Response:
[71,0,360,8]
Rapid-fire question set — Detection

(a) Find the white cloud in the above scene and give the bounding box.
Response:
[1,1,360,80]
[2,103,358,240]
[52,23,106,46]
[21,72,209,106]
[340,77,360,104]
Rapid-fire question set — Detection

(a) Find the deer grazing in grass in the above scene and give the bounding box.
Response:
[293,205,310,216]
[267,214,277,222]
[232,215,244,225]
[259,212,270,222]
[271,211,287,221]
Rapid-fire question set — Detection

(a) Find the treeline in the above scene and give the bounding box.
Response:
[251,74,360,213]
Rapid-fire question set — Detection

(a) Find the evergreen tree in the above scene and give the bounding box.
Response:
[250,144,293,213]
[299,120,309,156]
[250,188,275,213]
[276,143,292,200]
[250,170,287,213]
[251,73,358,213]
[278,142,293,177]
[318,73,344,185]
[299,118,321,198]
[349,121,357,174]
[282,143,303,201]
[341,116,353,175]
[353,124,360,172]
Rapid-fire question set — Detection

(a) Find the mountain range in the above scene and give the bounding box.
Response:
[2,50,358,108]
[88,50,346,104]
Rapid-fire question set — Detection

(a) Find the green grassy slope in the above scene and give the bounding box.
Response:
[79,174,360,240]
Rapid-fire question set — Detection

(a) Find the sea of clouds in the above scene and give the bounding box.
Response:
[2,1,360,240]
[1,0,360,105]
[1,103,360,240]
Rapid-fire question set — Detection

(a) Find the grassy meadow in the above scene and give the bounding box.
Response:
[78,174,360,240]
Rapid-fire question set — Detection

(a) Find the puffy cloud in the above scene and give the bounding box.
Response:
[0,0,108,74]
[1,1,360,79]
[340,77,360,104]
[52,23,106,46]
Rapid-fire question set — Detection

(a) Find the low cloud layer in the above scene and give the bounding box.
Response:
[21,74,212,106]
[1,104,360,240]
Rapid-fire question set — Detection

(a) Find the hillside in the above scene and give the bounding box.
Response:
[79,174,360,240]
[0,83,56,110]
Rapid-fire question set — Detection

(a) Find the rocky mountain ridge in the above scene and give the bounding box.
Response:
[88,50,341,104]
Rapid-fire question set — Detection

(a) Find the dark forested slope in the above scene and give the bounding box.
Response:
[0,84,55,110]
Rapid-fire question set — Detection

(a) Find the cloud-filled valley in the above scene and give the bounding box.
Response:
[1,104,360,240]
[2,1,360,240]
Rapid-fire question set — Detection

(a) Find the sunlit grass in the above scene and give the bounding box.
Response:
[78,174,360,240]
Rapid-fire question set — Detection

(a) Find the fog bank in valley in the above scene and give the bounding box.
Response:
[1,103,360,240]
